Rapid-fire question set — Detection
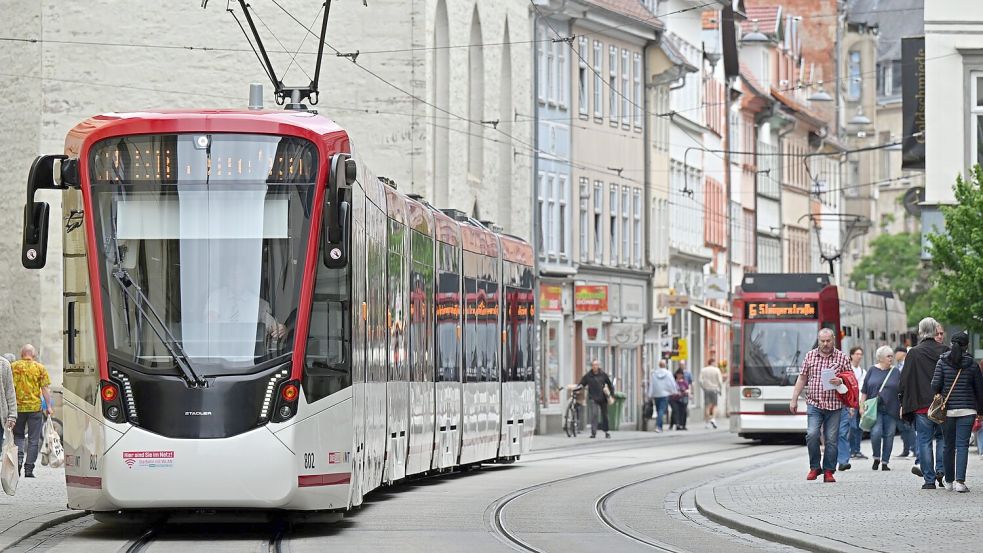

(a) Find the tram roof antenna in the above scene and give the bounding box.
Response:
[232,0,333,109]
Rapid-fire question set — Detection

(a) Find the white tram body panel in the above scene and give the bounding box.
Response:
[38,110,536,515]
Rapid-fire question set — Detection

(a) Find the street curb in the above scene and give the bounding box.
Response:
[693,470,878,553]
[0,509,89,551]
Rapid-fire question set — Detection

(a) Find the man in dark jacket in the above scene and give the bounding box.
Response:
[899,317,948,488]
[580,360,615,439]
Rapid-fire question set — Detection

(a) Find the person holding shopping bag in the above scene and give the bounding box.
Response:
[0,356,16,447]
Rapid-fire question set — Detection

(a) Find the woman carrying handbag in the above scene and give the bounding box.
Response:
[929,331,983,492]
[859,346,901,471]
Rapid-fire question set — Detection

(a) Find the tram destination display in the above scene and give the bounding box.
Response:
[745,302,819,320]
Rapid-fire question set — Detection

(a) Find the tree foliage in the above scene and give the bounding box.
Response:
[926,165,983,334]
[849,231,933,327]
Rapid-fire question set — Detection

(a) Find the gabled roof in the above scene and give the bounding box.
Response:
[744,4,782,37]
[770,88,826,129]
[584,0,665,30]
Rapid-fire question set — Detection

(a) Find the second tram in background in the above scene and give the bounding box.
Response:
[728,273,907,441]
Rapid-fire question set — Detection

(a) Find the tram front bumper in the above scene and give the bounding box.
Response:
[102,425,295,509]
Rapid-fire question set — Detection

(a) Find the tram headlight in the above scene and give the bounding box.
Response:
[279,405,293,419]
[106,405,121,420]
[742,387,762,399]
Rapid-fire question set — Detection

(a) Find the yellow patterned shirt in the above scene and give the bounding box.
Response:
[11,359,51,412]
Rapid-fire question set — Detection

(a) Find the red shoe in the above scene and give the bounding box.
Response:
[807,469,821,480]
[824,470,836,483]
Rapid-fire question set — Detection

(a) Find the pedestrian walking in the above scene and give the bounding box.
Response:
[848,347,868,460]
[669,369,690,430]
[0,356,16,451]
[895,345,917,459]
[579,360,615,439]
[700,357,724,429]
[647,361,676,433]
[900,318,948,489]
[860,346,903,471]
[11,345,52,478]
[931,331,983,493]
[789,328,851,483]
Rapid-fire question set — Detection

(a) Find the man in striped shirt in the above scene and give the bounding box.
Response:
[789,328,851,482]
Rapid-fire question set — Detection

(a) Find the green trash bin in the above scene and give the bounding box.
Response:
[607,392,627,431]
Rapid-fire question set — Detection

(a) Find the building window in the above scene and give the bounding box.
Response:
[877,59,903,97]
[537,25,546,103]
[632,189,642,267]
[848,50,861,100]
[633,52,642,128]
[579,177,589,261]
[537,172,546,252]
[621,186,630,264]
[621,49,630,127]
[578,37,589,116]
[593,41,603,119]
[547,36,556,104]
[558,175,568,257]
[546,175,556,255]
[972,72,983,167]
[609,45,618,125]
[557,39,567,108]
[609,184,618,265]
[593,181,603,262]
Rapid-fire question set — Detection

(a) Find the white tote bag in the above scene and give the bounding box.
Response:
[42,417,64,469]
[1,428,18,496]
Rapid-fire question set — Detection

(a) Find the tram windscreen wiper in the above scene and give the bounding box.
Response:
[111,269,207,387]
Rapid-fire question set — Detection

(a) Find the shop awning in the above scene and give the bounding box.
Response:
[690,303,732,325]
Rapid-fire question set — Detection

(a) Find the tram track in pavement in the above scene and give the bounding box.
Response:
[592,446,801,552]
[487,443,799,553]
[114,520,291,553]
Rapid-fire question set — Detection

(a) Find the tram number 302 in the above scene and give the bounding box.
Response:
[303,452,316,469]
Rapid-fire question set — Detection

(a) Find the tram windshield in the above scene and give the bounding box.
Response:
[742,321,819,386]
[89,134,318,375]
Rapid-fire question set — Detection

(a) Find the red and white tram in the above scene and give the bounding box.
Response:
[21,109,536,518]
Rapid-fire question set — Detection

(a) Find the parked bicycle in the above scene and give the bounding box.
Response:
[562,384,584,437]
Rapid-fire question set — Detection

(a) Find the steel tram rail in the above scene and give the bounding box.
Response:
[486,444,760,552]
[592,446,800,552]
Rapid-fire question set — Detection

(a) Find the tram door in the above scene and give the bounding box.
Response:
[349,186,368,507]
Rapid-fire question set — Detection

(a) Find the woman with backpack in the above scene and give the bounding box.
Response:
[931,331,983,492]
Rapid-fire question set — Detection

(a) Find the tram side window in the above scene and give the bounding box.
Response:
[435,242,461,383]
[388,220,407,382]
[409,230,434,383]
[304,264,352,403]
[464,274,480,383]
[483,277,501,382]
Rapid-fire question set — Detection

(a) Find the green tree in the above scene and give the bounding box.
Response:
[848,231,933,327]
[926,165,983,334]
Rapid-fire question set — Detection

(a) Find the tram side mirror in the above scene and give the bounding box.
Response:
[23,155,76,269]
[323,153,354,268]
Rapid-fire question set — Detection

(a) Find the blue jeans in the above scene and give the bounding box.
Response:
[806,404,841,472]
[943,415,975,483]
[915,414,946,484]
[870,413,898,464]
[654,397,669,430]
[899,418,916,455]
[977,428,983,456]
[849,409,863,454]
[13,411,43,470]
[837,407,852,465]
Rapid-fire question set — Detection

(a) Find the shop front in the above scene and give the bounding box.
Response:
[575,275,647,429]
[537,280,572,433]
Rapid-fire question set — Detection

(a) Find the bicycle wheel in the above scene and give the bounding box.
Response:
[564,403,577,437]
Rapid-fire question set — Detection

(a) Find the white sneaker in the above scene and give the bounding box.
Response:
[710,419,718,429]
[954,482,970,493]
[945,481,954,491]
